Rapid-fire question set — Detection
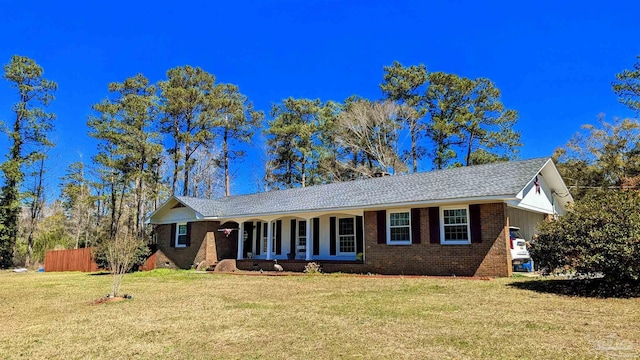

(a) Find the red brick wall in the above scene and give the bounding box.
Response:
[360,203,510,277]
[160,203,511,276]
[155,221,237,269]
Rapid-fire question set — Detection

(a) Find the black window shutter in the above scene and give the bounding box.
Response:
[290,219,296,255]
[313,218,320,256]
[330,216,337,255]
[411,208,421,244]
[244,222,253,257]
[356,216,363,254]
[429,207,440,244]
[276,220,282,255]
[255,222,261,255]
[376,210,386,244]
[170,223,176,247]
[186,222,192,247]
[470,204,482,243]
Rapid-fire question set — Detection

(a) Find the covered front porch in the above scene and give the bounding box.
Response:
[230,210,365,263]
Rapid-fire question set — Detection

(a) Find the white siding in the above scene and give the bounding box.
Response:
[517,175,555,214]
[507,207,546,242]
[153,207,196,224]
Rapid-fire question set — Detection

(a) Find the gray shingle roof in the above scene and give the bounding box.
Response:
[172,158,551,219]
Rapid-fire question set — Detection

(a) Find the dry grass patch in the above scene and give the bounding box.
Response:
[0,270,638,359]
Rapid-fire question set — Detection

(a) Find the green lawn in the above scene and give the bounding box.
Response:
[0,270,638,359]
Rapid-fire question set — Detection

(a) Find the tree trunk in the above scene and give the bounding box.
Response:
[183,143,190,196]
[465,133,475,166]
[301,157,306,188]
[224,125,230,196]
[109,180,117,240]
[171,121,180,196]
[26,156,45,267]
[410,120,417,173]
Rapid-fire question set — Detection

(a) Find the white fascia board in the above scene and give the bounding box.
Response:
[507,200,552,215]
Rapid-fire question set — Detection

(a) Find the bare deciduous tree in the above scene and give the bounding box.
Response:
[336,100,407,177]
[106,230,143,297]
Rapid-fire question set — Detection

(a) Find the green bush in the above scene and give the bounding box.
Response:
[531,190,640,281]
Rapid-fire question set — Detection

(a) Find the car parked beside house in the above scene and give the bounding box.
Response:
[509,226,533,272]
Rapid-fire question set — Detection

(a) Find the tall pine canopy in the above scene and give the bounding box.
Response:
[0,56,56,268]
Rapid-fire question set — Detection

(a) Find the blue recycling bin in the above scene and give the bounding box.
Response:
[513,259,533,272]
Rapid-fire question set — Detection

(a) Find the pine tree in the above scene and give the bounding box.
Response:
[613,55,640,113]
[0,56,56,268]
[214,83,263,196]
[159,66,219,196]
[265,98,321,189]
[425,72,520,169]
[380,61,428,172]
[88,74,161,239]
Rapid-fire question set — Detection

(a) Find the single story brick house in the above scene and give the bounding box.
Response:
[148,157,572,277]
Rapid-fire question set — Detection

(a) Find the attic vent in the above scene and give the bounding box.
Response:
[172,203,186,209]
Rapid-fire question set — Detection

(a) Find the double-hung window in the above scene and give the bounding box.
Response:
[176,223,188,247]
[297,220,307,256]
[441,206,470,244]
[338,217,356,254]
[387,210,411,245]
[261,222,277,254]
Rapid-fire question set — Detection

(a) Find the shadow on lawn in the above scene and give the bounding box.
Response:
[509,278,640,299]
[88,271,111,276]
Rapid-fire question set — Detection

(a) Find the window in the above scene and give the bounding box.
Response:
[261,222,276,254]
[441,207,470,244]
[176,223,188,247]
[338,217,356,254]
[262,222,269,253]
[387,210,411,245]
[297,220,307,255]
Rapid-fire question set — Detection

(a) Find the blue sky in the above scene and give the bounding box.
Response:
[0,0,638,196]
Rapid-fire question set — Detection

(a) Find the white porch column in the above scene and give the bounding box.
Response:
[236,221,244,260]
[305,218,312,261]
[266,221,273,260]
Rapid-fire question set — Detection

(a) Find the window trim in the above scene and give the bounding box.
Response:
[175,223,188,248]
[386,209,412,245]
[336,216,357,255]
[440,205,471,245]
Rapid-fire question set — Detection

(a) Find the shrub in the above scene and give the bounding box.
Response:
[94,237,150,273]
[303,262,322,274]
[531,190,640,281]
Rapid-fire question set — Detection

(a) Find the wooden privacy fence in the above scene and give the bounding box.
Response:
[44,247,157,272]
[140,252,156,271]
[44,248,99,272]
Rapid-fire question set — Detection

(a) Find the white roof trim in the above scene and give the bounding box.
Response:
[146,196,205,224]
